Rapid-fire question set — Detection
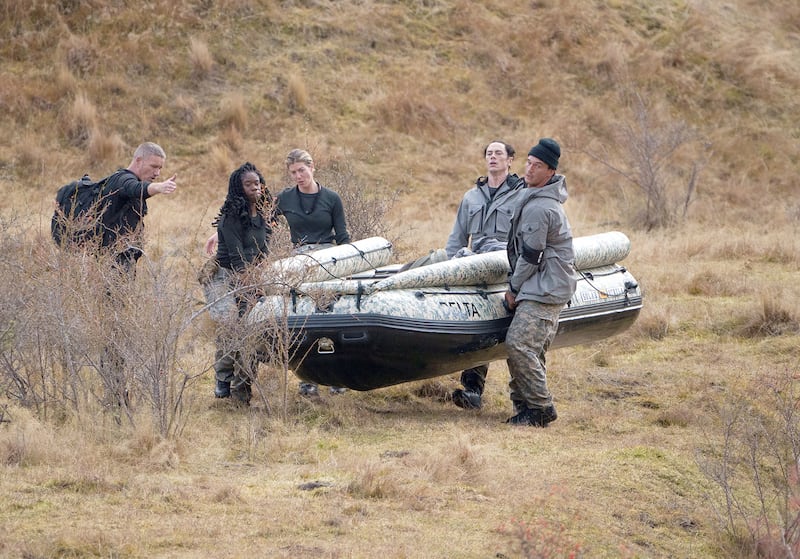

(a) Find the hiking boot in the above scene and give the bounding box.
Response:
[214,379,231,398]
[452,388,482,409]
[299,382,319,397]
[329,386,348,395]
[506,405,557,427]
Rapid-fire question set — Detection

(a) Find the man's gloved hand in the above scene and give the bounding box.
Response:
[454,247,474,258]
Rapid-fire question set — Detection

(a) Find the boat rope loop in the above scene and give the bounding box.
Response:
[577,267,623,298]
[298,242,382,281]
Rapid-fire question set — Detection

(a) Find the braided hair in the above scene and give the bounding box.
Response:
[215,162,274,229]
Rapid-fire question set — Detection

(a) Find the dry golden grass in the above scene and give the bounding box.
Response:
[219,92,248,133]
[1,0,800,557]
[188,37,214,79]
[287,72,310,113]
[64,93,98,147]
[87,127,124,165]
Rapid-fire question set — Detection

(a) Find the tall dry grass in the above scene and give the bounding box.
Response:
[188,37,214,79]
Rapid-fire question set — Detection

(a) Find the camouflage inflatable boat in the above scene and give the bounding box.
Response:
[248,232,643,391]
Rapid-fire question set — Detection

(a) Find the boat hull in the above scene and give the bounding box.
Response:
[250,263,643,390]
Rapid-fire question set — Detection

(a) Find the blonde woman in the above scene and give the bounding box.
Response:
[274,148,350,251]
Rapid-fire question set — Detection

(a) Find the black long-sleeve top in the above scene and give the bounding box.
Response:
[216,213,270,272]
[275,184,350,246]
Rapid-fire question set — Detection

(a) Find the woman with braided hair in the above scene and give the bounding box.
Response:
[203,151,350,399]
[210,162,274,405]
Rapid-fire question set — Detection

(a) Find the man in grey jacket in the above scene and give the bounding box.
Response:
[504,138,577,426]
[445,140,524,410]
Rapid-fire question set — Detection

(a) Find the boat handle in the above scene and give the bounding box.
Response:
[340,331,368,343]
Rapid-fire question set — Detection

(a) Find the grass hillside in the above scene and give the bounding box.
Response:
[1,1,800,557]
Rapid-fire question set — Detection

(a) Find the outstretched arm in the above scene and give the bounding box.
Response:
[147,174,178,196]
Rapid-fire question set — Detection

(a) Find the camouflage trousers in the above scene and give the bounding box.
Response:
[214,343,257,400]
[505,300,564,409]
[206,267,258,401]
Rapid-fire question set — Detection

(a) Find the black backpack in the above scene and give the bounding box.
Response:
[51,174,112,247]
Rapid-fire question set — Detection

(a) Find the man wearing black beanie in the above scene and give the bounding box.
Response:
[503,138,577,426]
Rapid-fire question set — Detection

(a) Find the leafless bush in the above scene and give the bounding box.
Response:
[697,369,800,558]
[197,222,309,418]
[318,157,400,244]
[575,88,709,230]
[0,215,203,437]
[100,253,204,435]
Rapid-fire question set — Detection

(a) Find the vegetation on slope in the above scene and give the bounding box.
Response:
[0,0,799,557]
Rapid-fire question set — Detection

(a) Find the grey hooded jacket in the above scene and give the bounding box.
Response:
[507,174,577,305]
[445,174,524,258]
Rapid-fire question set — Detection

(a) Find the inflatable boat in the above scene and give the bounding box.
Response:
[248,232,643,391]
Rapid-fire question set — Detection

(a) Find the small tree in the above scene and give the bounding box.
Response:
[697,369,800,558]
[576,88,708,230]
[317,157,401,244]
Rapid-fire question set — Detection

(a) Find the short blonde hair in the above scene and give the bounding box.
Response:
[285,148,313,169]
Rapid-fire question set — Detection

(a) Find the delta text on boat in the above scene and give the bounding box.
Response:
[248,232,644,391]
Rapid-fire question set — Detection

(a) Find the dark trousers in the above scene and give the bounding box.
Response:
[460,364,489,394]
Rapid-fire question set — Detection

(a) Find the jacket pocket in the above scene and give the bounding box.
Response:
[466,204,484,235]
[495,206,513,235]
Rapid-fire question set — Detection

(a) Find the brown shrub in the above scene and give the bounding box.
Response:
[738,294,800,338]
[172,94,202,126]
[632,307,671,341]
[345,460,397,499]
[55,64,78,98]
[686,270,745,297]
[61,34,96,78]
[317,157,400,243]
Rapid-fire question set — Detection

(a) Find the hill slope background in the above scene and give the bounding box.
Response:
[1,1,799,557]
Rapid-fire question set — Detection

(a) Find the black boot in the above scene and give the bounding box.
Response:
[452,368,485,409]
[452,388,482,409]
[506,405,557,427]
[214,379,231,398]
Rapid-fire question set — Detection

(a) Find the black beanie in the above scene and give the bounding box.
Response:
[527,138,560,169]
